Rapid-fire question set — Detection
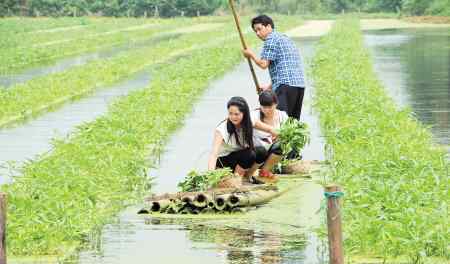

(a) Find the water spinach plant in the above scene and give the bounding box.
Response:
[278,118,310,156]
[0,17,197,74]
[312,18,449,263]
[0,21,231,127]
[0,15,302,256]
[178,168,233,192]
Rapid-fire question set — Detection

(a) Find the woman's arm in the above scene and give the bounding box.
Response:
[207,130,224,170]
[254,120,278,139]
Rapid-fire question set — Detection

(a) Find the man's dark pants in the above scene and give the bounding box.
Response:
[275,84,305,120]
[275,84,305,160]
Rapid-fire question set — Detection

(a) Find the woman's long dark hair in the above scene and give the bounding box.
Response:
[258,90,278,121]
[226,96,254,149]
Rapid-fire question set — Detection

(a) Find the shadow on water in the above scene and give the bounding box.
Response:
[0,33,181,88]
[0,70,152,185]
[364,28,450,148]
[76,38,328,264]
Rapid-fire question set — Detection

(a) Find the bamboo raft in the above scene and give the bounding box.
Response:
[138,184,282,215]
[138,160,323,216]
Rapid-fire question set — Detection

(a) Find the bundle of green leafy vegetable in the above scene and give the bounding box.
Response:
[178,168,233,192]
[278,118,310,156]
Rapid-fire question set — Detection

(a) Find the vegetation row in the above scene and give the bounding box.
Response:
[0,21,231,127]
[312,18,449,263]
[0,17,205,74]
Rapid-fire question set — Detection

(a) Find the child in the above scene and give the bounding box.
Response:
[251,91,289,183]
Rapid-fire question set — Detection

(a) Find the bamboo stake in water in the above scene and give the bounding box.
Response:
[228,0,261,94]
[325,185,344,264]
[0,193,6,264]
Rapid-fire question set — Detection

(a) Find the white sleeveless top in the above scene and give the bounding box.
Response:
[251,109,288,150]
[216,118,255,157]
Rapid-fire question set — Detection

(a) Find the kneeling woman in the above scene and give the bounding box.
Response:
[252,91,289,182]
[208,96,277,179]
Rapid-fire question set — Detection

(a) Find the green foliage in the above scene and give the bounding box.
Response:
[1,15,301,256]
[2,29,240,256]
[4,0,449,16]
[402,0,429,15]
[426,0,450,16]
[0,20,229,126]
[241,0,450,15]
[278,118,310,155]
[241,0,327,14]
[312,18,449,261]
[0,0,227,17]
[0,17,188,74]
[178,168,233,192]
[366,0,402,12]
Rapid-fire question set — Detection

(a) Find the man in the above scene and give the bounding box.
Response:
[243,15,306,120]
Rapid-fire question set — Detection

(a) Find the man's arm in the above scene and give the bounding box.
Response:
[242,48,270,69]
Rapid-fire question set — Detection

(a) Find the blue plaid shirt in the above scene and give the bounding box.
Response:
[261,31,305,91]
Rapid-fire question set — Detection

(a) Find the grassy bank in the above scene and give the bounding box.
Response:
[312,18,449,262]
[1,15,301,256]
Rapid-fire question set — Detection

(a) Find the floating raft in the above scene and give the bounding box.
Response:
[138,160,324,217]
[138,184,285,215]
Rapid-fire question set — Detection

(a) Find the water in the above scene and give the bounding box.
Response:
[364,28,450,148]
[0,71,151,185]
[0,33,180,88]
[77,38,327,264]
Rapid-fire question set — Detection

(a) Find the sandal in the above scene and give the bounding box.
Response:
[255,169,278,184]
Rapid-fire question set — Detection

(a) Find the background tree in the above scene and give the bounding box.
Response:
[1,0,449,17]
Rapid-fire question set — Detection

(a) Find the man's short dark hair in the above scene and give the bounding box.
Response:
[251,15,274,30]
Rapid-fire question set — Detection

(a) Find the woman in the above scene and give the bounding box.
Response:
[208,96,277,181]
[251,91,289,182]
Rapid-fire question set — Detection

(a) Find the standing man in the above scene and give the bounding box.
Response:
[243,15,306,120]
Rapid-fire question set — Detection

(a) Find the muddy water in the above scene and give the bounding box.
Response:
[77,38,327,264]
[364,28,450,150]
[0,71,151,185]
[0,33,180,88]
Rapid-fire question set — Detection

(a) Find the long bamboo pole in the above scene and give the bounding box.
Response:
[228,0,261,94]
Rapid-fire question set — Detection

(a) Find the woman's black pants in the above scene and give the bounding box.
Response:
[216,148,256,171]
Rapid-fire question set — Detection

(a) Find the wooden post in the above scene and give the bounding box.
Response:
[0,193,6,264]
[325,185,344,264]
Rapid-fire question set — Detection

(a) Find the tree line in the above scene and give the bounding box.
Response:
[0,0,225,17]
[1,0,449,17]
[243,0,449,16]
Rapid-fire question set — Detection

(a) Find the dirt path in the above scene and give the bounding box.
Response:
[286,18,450,38]
[286,20,334,38]
[361,18,450,30]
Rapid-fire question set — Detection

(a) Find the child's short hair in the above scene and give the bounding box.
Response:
[251,15,275,30]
